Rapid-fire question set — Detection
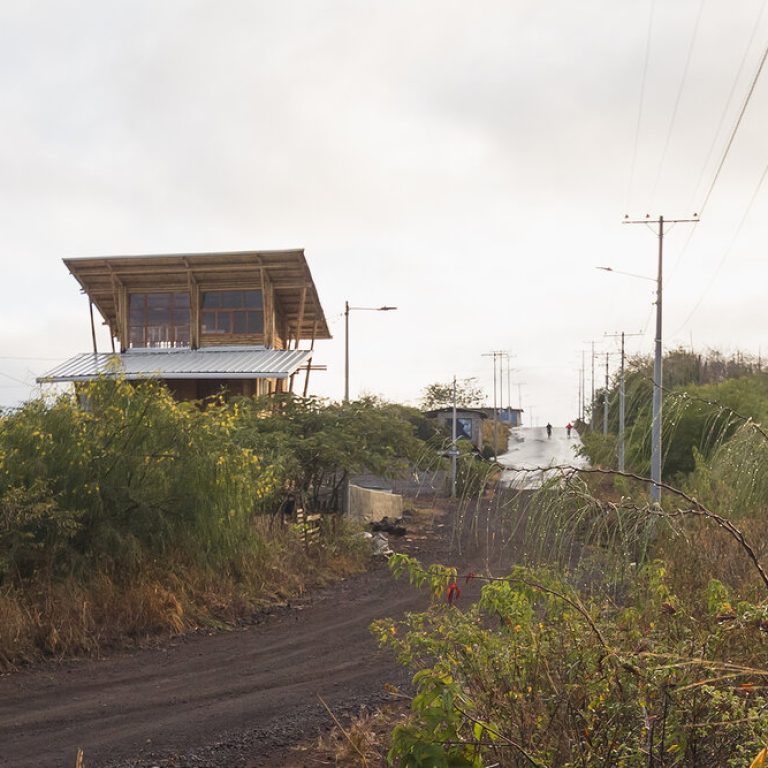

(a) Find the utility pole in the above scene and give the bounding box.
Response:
[482,351,503,461]
[605,331,643,472]
[511,381,526,426]
[450,375,457,499]
[603,352,609,435]
[501,353,517,426]
[591,342,595,429]
[506,357,511,417]
[578,355,583,424]
[624,214,698,502]
[618,335,625,470]
[582,341,599,429]
[504,353,511,423]
[513,382,525,410]
[499,353,506,420]
[492,354,497,460]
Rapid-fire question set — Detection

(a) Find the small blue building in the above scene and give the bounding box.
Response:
[479,407,524,427]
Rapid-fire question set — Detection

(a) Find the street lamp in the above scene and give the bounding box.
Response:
[596,266,656,283]
[344,301,398,402]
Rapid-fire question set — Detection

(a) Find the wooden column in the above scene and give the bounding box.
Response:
[303,321,318,397]
[184,259,199,349]
[118,286,128,351]
[89,300,98,354]
[294,287,307,350]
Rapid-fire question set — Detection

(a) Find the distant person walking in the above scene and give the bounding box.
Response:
[546,422,552,439]
[566,422,573,438]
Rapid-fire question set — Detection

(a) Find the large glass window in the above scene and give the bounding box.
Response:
[129,292,190,348]
[201,290,264,335]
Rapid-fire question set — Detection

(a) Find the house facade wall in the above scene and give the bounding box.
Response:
[151,378,275,401]
[432,410,485,450]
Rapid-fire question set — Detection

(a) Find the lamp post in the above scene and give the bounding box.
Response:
[451,376,458,499]
[597,266,658,490]
[343,301,397,403]
[604,330,644,473]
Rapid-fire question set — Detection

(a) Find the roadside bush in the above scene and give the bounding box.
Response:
[0,483,78,581]
[583,359,768,482]
[376,554,768,767]
[231,394,432,514]
[375,404,768,765]
[0,381,430,664]
[480,419,510,458]
[0,379,272,580]
[578,430,617,469]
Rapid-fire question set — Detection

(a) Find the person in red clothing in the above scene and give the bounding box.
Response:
[566,422,573,438]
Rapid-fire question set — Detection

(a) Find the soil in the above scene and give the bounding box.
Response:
[0,499,504,768]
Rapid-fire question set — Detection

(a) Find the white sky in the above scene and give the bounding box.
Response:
[2,1,768,425]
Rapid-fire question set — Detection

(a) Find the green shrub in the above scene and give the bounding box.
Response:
[376,555,768,767]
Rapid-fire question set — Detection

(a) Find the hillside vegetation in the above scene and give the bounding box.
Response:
[581,348,768,481]
[0,379,432,666]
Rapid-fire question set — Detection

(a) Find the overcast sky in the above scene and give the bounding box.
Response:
[2,1,768,425]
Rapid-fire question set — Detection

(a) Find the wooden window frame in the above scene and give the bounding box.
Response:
[128,291,191,349]
[200,289,265,338]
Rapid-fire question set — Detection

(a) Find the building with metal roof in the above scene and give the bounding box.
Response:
[38,250,329,399]
[424,408,487,451]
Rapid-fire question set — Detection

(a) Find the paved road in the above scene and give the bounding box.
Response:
[498,426,587,489]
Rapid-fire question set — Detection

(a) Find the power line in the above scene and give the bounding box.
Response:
[0,355,62,361]
[650,0,707,205]
[672,158,768,335]
[670,6,768,282]
[698,38,768,216]
[626,0,657,212]
[0,370,33,387]
[669,4,768,283]
[689,0,768,211]
[670,0,768,276]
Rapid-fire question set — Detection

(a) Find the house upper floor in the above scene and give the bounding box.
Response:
[65,249,331,353]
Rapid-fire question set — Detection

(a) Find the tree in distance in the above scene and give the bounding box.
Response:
[420,378,485,411]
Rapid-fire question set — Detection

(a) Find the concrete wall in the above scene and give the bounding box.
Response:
[348,483,403,522]
[351,470,448,497]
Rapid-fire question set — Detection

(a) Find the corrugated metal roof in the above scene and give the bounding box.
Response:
[63,250,332,340]
[37,347,312,383]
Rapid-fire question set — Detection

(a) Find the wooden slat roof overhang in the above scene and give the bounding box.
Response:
[63,249,331,340]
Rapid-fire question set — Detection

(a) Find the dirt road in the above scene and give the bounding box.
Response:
[0,509,457,768]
